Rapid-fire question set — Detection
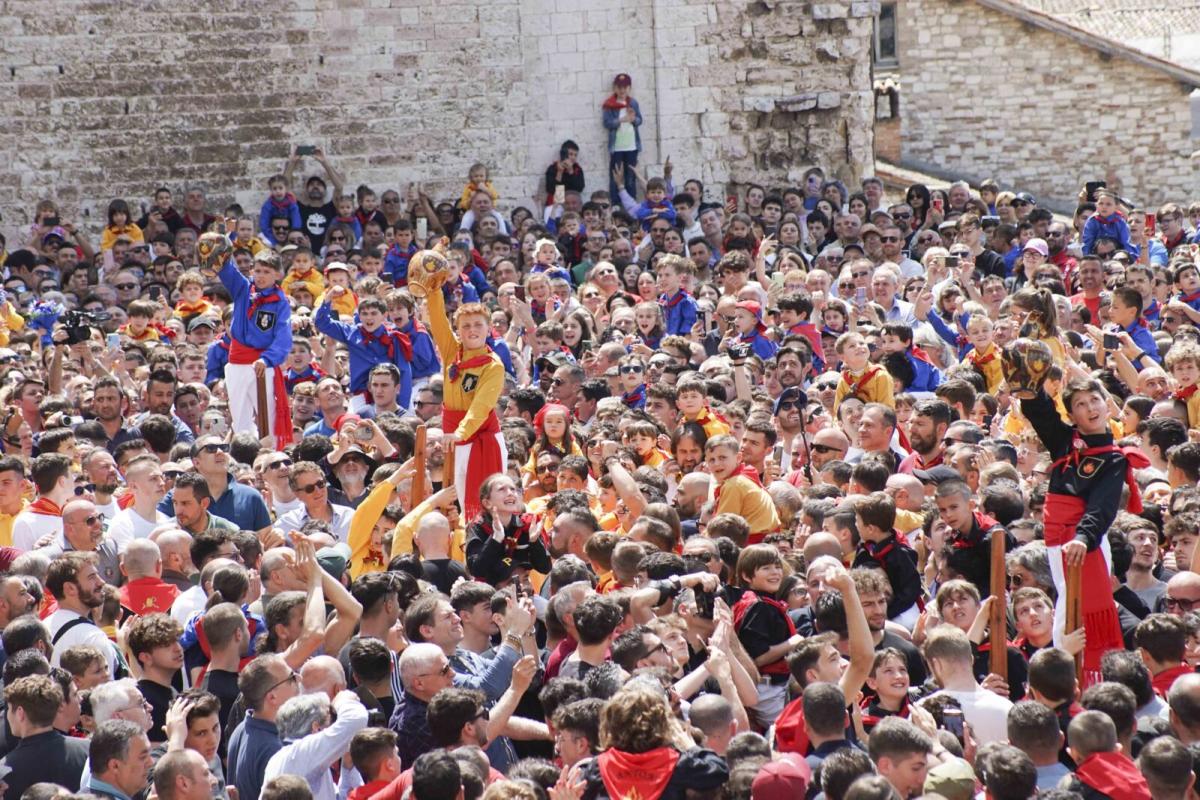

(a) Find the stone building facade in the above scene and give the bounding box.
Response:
[0,0,877,238]
[896,0,1200,211]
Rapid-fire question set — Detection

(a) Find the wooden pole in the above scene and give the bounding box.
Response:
[989,529,1008,679]
[256,371,270,440]
[411,424,428,508]
[1065,561,1084,681]
[444,431,457,511]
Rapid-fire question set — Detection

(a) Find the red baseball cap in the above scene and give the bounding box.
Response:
[751,754,812,800]
[613,73,632,87]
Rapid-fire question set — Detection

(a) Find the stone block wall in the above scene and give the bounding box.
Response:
[0,0,876,239]
[898,0,1200,210]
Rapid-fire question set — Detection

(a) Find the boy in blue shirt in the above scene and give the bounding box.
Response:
[383,219,418,286]
[1082,190,1136,257]
[730,300,778,361]
[1107,286,1160,367]
[656,254,697,336]
[634,177,677,232]
[217,247,293,447]
[315,292,413,414]
[880,322,941,392]
[259,174,302,246]
[390,291,440,388]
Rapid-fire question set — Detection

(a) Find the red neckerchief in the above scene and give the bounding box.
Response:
[601,94,628,111]
[479,513,534,560]
[659,289,690,308]
[270,193,296,210]
[1050,434,1152,513]
[861,695,910,730]
[1180,290,1200,305]
[290,267,317,283]
[247,286,282,320]
[842,365,881,398]
[1176,384,1199,401]
[28,497,62,517]
[948,511,999,549]
[597,747,679,800]
[969,344,997,366]
[731,590,797,675]
[862,529,911,562]
[622,384,646,408]
[910,345,934,364]
[361,325,413,362]
[1165,230,1188,251]
[714,462,762,503]
[694,405,729,427]
[448,345,494,383]
[1075,752,1151,800]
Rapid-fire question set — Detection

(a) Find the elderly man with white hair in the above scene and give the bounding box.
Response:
[392,642,456,769]
[262,689,367,800]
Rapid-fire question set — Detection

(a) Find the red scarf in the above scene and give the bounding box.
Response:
[247,287,282,320]
[731,590,797,675]
[448,346,495,383]
[1176,384,1198,401]
[842,366,881,399]
[1181,290,1200,305]
[28,497,62,517]
[601,94,629,111]
[969,345,997,367]
[622,384,646,408]
[1152,663,1193,698]
[713,463,762,503]
[361,325,413,362]
[910,345,934,364]
[659,290,690,308]
[1074,752,1150,800]
[596,747,679,800]
[442,409,502,521]
[175,300,209,317]
[774,696,810,754]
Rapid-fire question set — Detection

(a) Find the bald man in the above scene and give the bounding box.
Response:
[152,529,196,592]
[674,473,712,531]
[300,654,347,699]
[809,428,851,471]
[1168,672,1200,744]
[1164,572,1200,618]
[119,538,179,615]
[414,512,467,594]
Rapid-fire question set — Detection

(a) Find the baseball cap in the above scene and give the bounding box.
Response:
[751,754,812,800]
[187,316,217,333]
[1013,191,1036,206]
[1023,238,1049,257]
[537,351,571,371]
[41,226,67,244]
[324,261,350,275]
[914,465,961,484]
[859,223,882,238]
[773,386,805,416]
[923,757,976,800]
[613,73,632,87]
[735,300,763,319]
[316,544,352,582]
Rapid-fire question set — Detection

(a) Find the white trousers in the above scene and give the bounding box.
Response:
[226,362,276,437]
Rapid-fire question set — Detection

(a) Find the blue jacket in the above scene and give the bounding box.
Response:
[401,319,440,380]
[601,97,643,153]
[383,241,417,286]
[466,264,493,297]
[635,199,677,232]
[488,335,515,377]
[314,302,413,406]
[219,259,292,367]
[1082,213,1136,256]
[907,350,943,392]
[660,291,698,336]
[442,275,479,305]
[227,714,282,800]
[206,335,230,384]
[741,329,778,361]
[259,196,302,245]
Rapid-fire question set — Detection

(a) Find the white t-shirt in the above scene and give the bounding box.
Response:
[11,508,63,551]
[47,609,117,675]
[924,687,1013,746]
[107,507,170,552]
[94,498,118,522]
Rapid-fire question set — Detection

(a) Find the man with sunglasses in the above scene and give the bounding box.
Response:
[40,498,121,587]
[228,653,302,800]
[159,437,271,535]
[277,461,354,543]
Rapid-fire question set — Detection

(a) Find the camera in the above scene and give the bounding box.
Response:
[59,309,111,345]
[728,342,753,361]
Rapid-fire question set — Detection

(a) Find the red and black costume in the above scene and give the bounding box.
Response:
[1021,390,1149,687]
[945,510,1013,600]
[852,531,920,620]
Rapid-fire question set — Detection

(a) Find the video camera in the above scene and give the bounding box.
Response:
[59,309,111,345]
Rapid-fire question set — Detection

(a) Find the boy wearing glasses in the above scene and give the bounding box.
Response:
[617,355,647,409]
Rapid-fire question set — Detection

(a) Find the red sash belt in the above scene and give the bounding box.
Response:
[443,408,503,520]
[1044,492,1123,685]
[227,342,294,449]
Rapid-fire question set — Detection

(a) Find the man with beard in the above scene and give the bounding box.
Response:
[773,386,805,457]
[1135,366,1172,402]
[285,147,345,251]
[1045,221,1077,277]
[1125,523,1167,609]
[130,370,195,445]
[528,451,562,502]
[550,508,600,562]
[852,568,926,685]
[46,551,118,675]
[574,380,609,431]
[42,498,123,586]
[171,473,239,537]
[898,399,952,474]
[93,377,136,452]
[1070,256,1106,321]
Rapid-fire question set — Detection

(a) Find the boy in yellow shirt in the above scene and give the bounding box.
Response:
[705,434,780,544]
[675,373,730,438]
[1168,342,1200,430]
[834,331,893,412]
[281,247,325,300]
[962,315,1003,395]
[173,270,213,323]
[119,300,161,342]
[314,262,358,317]
[626,420,671,468]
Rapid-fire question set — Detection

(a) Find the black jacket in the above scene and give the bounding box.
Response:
[3,729,89,799]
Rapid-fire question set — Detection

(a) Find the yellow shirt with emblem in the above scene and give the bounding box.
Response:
[427,289,505,441]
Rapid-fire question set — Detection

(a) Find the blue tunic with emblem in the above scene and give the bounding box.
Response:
[218,259,292,367]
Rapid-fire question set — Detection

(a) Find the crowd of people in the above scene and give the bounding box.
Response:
[2,72,1200,800]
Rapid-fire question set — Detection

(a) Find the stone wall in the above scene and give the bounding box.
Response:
[897,0,1200,210]
[0,0,876,241]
